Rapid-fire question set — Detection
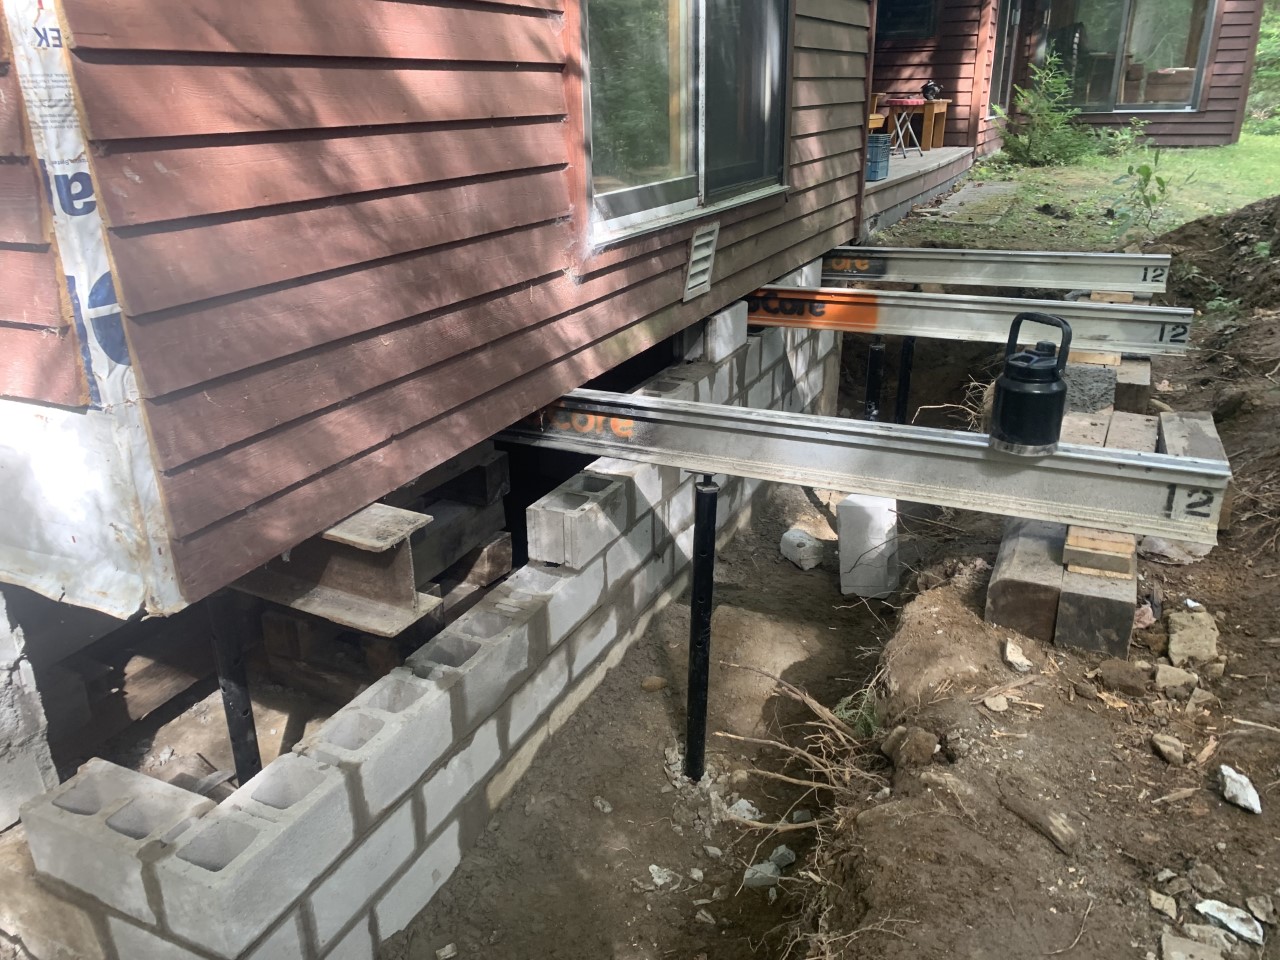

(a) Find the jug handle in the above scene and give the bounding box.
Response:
[1007,312,1072,373]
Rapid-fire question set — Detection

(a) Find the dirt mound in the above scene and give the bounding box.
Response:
[1159,194,1280,311]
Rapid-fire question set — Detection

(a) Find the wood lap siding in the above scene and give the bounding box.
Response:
[60,0,868,602]
[0,17,86,408]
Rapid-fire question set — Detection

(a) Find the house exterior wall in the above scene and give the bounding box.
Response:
[21,0,871,609]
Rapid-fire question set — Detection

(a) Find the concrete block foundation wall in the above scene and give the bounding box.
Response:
[2,281,840,960]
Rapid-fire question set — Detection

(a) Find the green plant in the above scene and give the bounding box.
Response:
[1093,118,1150,157]
[833,685,880,738]
[1111,149,1195,238]
[993,54,1098,166]
[1254,241,1274,260]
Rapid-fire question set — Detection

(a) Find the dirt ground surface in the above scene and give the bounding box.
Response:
[381,193,1280,960]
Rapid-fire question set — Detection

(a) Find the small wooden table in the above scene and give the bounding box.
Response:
[883,97,952,152]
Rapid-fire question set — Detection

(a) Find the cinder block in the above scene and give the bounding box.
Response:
[304,670,455,820]
[744,333,764,383]
[985,520,1067,642]
[676,319,706,362]
[422,720,501,836]
[662,362,714,402]
[309,801,415,950]
[527,474,629,570]
[754,326,785,371]
[245,912,305,960]
[708,355,737,404]
[0,828,107,960]
[22,759,213,923]
[604,511,655,592]
[672,523,696,570]
[661,477,698,542]
[774,259,822,289]
[503,559,605,649]
[108,918,202,960]
[157,754,354,958]
[325,915,375,960]
[506,645,571,748]
[1055,569,1137,658]
[567,604,623,679]
[746,371,774,409]
[631,543,676,613]
[704,302,748,363]
[838,495,900,599]
[636,373,697,403]
[374,819,461,939]
[588,458,680,519]
[2,742,58,831]
[816,329,838,359]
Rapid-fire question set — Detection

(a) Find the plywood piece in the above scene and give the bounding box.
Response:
[1088,291,1135,303]
[1064,528,1138,576]
[1068,350,1121,366]
[111,168,571,314]
[73,61,567,139]
[63,0,564,61]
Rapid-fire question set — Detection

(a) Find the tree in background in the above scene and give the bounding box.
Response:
[1246,0,1280,134]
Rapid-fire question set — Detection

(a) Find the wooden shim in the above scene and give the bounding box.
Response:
[1114,358,1152,413]
[0,247,68,329]
[63,0,564,62]
[985,519,1067,643]
[1088,291,1135,303]
[0,323,88,407]
[94,121,569,227]
[111,167,571,315]
[0,162,46,245]
[73,61,567,140]
[1068,350,1121,366]
[128,220,571,397]
[165,213,859,600]
[1158,411,1233,531]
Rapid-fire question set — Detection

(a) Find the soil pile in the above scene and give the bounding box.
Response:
[1159,195,1280,312]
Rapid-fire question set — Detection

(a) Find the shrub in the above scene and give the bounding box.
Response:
[994,54,1098,166]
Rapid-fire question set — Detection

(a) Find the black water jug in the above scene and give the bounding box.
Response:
[921,80,943,101]
[989,312,1072,456]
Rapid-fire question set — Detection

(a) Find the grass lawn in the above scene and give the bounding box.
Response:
[877,133,1280,253]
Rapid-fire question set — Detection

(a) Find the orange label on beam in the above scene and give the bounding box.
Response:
[747,288,881,332]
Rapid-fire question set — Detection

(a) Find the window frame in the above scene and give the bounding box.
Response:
[580,0,794,243]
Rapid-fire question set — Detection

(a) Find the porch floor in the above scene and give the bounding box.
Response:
[864,146,975,229]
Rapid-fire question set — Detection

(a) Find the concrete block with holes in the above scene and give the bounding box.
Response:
[603,511,656,592]
[303,669,455,821]
[155,754,353,958]
[587,457,680,520]
[502,559,605,649]
[21,759,214,924]
[527,474,631,571]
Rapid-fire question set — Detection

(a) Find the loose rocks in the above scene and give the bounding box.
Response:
[592,796,614,814]
[641,676,669,693]
[1196,900,1265,944]
[1150,889,1179,919]
[1248,895,1276,925]
[1188,863,1225,895]
[769,845,796,869]
[1161,933,1225,960]
[1155,664,1200,696]
[1003,639,1035,674]
[743,862,781,889]
[780,528,824,571]
[1152,734,1185,766]
[1168,611,1220,666]
[1219,765,1262,814]
[1098,659,1149,696]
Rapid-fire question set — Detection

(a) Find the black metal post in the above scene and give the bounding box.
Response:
[894,336,917,424]
[207,593,262,785]
[684,475,720,782]
[865,336,886,421]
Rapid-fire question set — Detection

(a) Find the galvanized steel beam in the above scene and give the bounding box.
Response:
[747,286,1195,355]
[823,246,1172,293]
[500,391,1230,544]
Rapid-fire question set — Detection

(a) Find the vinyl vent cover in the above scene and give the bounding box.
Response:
[682,222,720,302]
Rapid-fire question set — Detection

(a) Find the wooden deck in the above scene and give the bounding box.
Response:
[863,146,974,232]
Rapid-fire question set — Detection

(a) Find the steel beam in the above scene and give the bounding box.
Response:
[823,246,1171,293]
[747,286,1194,356]
[500,391,1230,544]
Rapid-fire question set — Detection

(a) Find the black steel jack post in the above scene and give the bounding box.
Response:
[865,336,886,421]
[207,592,263,786]
[684,475,720,782]
[894,336,917,425]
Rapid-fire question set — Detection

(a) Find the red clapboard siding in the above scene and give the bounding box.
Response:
[166,214,858,600]
[128,221,575,396]
[0,162,45,244]
[61,0,563,63]
[0,323,87,407]
[73,62,567,139]
[0,248,67,328]
[111,168,571,314]
[94,121,569,226]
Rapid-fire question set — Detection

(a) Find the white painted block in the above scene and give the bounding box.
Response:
[527,474,629,570]
[22,759,213,923]
[309,801,416,950]
[245,913,305,960]
[325,916,375,960]
[838,495,900,599]
[108,919,202,960]
[604,512,655,591]
[374,819,461,939]
[704,302,749,363]
[304,670,455,820]
[507,646,571,746]
[157,755,354,958]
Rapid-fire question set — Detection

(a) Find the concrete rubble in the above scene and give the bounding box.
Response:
[1196,900,1266,944]
[1218,765,1262,814]
[780,528,824,571]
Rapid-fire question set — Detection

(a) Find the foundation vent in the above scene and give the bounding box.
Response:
[682,222,720,302]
